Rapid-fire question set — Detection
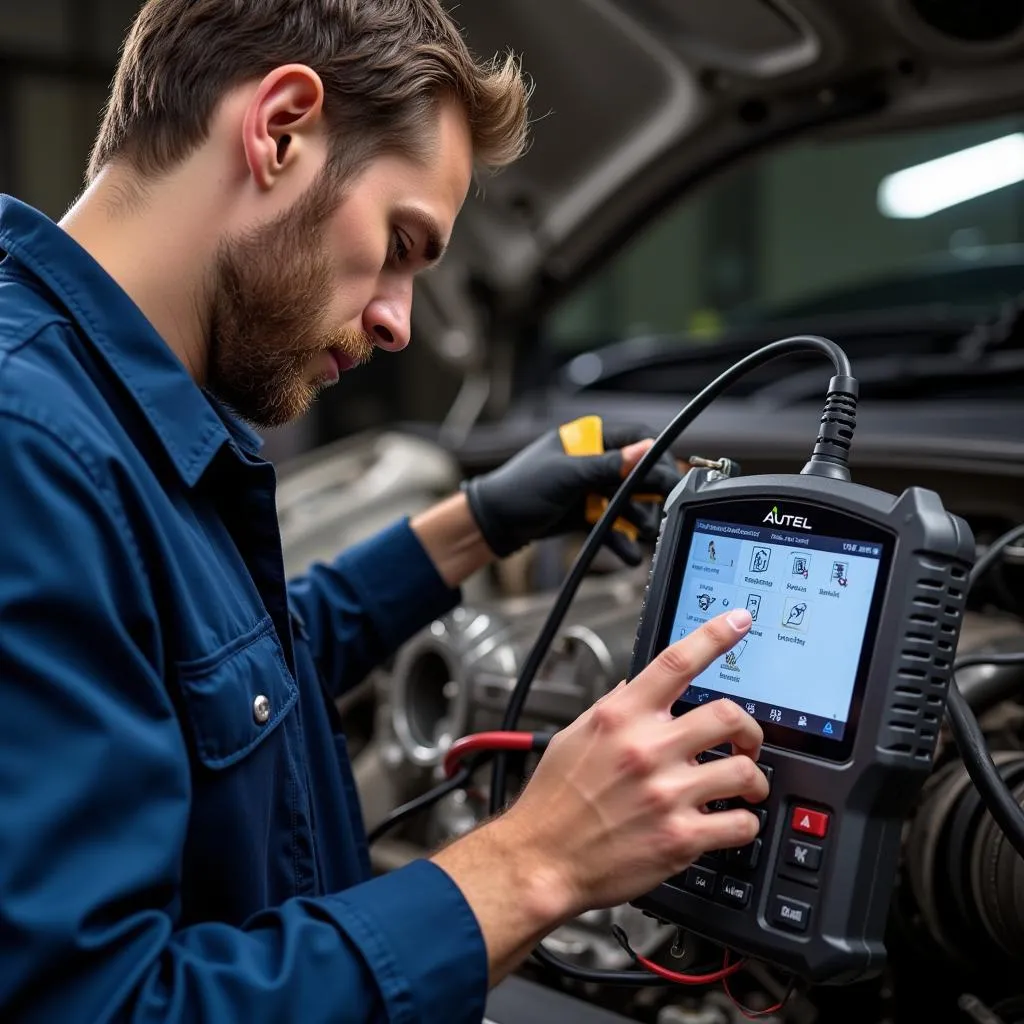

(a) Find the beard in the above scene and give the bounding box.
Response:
[205,174,375,429]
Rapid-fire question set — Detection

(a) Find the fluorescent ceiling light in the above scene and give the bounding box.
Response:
[877,133,1024,219]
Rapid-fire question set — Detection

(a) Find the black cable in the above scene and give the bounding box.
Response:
[971,524,1024,589]
[944,523,1024,862]
[956,647,1024,714]
[367,766,474,845]
[946,683,1024,861]
[490,335,853,811]
[484,335,854,987]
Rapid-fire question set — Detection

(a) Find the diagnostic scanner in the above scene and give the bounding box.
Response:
[627,468,975,984]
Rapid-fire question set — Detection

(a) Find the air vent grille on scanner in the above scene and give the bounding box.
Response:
[883,555,969,762]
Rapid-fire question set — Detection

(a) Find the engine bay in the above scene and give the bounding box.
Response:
[277,335,1024,1024]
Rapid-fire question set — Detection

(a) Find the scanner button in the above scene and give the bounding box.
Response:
[727,838,761,870]
[785,838,822,871]
[757,763,774,790]
[792,807,829,838]
[719,877,751,908]
[683,864,717,897]
[751,808,768,834]
[771,894,812,933]
[698,748,727,764]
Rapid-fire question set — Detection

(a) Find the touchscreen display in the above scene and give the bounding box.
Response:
[669,517,883,741]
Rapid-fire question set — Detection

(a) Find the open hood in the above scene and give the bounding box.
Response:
[416,0,1024,369]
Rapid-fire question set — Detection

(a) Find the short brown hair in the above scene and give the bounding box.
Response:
[87,0,530,184]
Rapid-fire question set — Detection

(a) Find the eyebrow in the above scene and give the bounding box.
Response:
[395,206,448,265]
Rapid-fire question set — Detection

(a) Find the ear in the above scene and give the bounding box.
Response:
[241,64,326,191]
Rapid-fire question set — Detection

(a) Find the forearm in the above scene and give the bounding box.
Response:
[429,816,573,986]
[410,492,495,588]
[288,518,464,696]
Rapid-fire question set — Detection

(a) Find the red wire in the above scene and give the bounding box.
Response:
[442,731,535,779]
[722,951,790,1018]
[633,951,744,984]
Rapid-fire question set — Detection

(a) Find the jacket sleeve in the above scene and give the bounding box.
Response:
[286,518,463,698]
[0,412,487,1024]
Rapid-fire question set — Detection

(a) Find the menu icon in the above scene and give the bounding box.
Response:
[749,547,771,573]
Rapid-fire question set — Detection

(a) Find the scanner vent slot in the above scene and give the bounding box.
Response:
[881,552,971,763]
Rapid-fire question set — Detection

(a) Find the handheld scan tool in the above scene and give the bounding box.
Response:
[627,468,975,984]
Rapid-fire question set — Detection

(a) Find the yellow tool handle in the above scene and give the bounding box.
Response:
[558,415,662,543]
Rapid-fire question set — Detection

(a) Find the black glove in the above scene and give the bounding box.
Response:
[461,420,683,566]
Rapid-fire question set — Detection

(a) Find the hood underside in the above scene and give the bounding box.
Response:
[416,0,1024,363]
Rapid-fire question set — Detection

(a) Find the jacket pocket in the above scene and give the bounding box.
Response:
[175,616,298,770]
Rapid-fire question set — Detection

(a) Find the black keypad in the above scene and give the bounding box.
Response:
[771,894,812,932]
[719,876,751,908]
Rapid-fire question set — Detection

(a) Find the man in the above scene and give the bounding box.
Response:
[0,1,766,1021]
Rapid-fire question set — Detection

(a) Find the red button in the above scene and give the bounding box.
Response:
[792,807,829,838]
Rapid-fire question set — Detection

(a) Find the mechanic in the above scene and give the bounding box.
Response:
[0,2,768,1021]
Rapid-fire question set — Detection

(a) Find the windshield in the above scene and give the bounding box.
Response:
[543,113,1024,353]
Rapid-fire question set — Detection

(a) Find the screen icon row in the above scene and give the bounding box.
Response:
[746,547,851,587]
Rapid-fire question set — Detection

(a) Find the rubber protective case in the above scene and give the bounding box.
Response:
[627,470,975,984]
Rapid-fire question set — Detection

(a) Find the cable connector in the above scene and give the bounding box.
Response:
[801,374,859,481]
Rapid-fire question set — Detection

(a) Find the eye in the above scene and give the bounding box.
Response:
[388,229,411,266]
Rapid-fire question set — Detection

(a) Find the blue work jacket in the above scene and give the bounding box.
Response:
[0,195,487,1022]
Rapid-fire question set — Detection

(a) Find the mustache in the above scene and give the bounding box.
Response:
[318,327,376,365]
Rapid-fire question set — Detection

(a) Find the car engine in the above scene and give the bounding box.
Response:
[278,427,1024,1024]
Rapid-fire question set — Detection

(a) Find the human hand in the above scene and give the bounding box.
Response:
[460,418,682,565]
[498,608,766,918]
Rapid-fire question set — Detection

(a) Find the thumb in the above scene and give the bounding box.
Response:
[619,439,655,478]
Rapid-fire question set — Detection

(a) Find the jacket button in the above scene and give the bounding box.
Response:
[253,695,271,725]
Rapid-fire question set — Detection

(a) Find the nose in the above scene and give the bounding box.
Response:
[363,280,412,353]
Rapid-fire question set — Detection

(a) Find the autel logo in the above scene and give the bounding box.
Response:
[763,505,813,530]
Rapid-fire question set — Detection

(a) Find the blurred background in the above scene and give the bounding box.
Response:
[3,0,1022,470]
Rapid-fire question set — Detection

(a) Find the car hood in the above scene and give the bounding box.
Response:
[418,0,1024,369]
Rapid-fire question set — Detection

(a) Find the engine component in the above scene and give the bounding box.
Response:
[385,574,646,770]
[276,430,461,578]
[905,750,1024,967]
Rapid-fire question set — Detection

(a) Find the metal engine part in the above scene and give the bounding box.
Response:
[276,429,462,579]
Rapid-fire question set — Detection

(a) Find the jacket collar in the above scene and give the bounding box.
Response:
[0,194,264,486]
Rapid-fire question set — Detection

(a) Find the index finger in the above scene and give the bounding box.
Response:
[631,609,752,710]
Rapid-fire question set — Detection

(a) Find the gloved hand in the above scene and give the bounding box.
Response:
[461,419,684,566]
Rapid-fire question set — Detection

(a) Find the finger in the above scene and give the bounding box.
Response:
[619,439,654,477]
[595,680,627,705]
[602,527,642,566]
[601,423,657,452]
[684,806,762,854]
[631,609,752,709]
[636,460,684,496]
[614,500,660,540]
[683,751,769,806]
[676,698,763,763]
